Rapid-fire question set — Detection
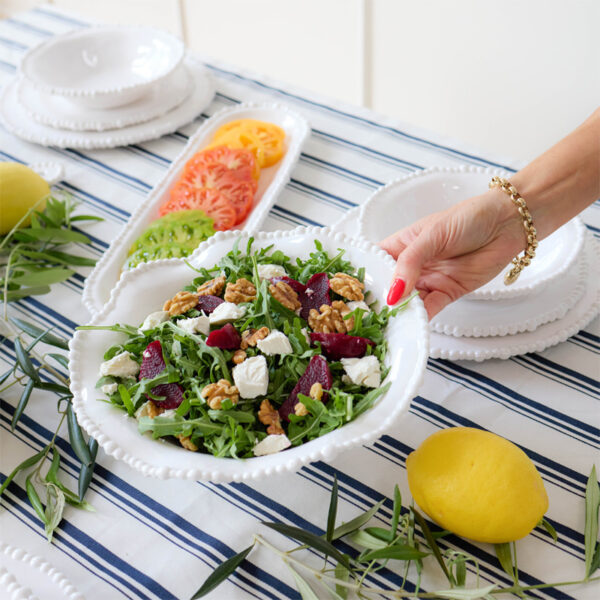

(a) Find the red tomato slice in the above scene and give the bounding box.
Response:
[184,146,259,182]
[179,162,257,194]
[160,187,236,231]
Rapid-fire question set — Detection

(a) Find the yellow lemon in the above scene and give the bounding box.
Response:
[0,162,49,235]
[406,427,548,543]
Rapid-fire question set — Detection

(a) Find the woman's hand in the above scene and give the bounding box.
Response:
[379,189,524,319]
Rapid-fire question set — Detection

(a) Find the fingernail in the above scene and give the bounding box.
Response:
[387,278,406,305]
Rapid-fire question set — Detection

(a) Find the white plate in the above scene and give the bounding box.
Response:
[30,161,64,186]
[0,542,83,600]
[431,238,587,337]
[18,59,192,132]
[358,166,586,300]
[19,26,184,109]
[82,101,310,315]
[0,57,214,150]
[429,233,600,361]
[69,228,429,483]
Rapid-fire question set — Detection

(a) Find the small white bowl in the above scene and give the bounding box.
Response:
[69,228,429,483]
[19,26,184,109]
[358,165,586,301]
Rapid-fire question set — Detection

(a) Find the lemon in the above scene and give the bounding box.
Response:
[0,162,49,235]
[406,427,548,543]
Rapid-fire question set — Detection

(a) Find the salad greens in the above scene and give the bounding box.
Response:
[86,239,411,459]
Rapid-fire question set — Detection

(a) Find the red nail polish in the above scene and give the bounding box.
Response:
[387,278,406,305]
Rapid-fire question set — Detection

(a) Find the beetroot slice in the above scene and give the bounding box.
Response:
[139,340,183,409]
[279,355,332,421]
[298,272,331,320]
[206,323,241,349]
[270,276,306,295]
[310,332,375,361]
[195,295,224,314]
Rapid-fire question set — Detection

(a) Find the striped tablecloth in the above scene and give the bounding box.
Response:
[1,6,598,600]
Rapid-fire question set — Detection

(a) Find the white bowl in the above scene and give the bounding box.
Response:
[358,165,586,300]
[69,228,429,483]
[19,26,184,109]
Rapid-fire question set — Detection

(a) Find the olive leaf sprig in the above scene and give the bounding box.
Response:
[0,194,101,541]
[192,469,600,599]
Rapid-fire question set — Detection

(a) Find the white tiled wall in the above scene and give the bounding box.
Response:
[1,0,598,165]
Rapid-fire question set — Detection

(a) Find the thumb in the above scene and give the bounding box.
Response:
[386,233,434,306]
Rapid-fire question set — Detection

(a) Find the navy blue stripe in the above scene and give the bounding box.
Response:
[429,358,599,444]
[0,402,293,599]
[0,35,27,50]
[288,178,357,208]
[0,475,175,599]
[4,18,53,36]
[269,206,323,227]
[300,152,383,188]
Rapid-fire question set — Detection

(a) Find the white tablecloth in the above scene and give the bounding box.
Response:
[0,6,599,600]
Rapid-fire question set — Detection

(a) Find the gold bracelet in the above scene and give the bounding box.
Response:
[489,176,538,285]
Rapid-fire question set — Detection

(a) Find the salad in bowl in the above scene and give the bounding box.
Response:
[69,229,428,482]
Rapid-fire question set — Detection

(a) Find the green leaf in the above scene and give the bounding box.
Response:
[537,517,558,543]
[14,338,40,382]
[78,437,98,502]
[326,474,339,542]
[287,565,320,600]
[67,404,92,466]
[330,499,385,540]
[13,227,90,244]
[0,367,15,386]
[0,447,47,497]
[11,379,35,429]
[26,473,47,524]
[334,562,349,600]
[19,249,97,267]
[364,526,394,542]
[69,214,104,222]
[347,529,388,550]
[391,484,402,538]
[8,267,74,286]
[494,543,514,579]
[360,544,430,562]
[433,585,498,599]
[10,317,69,350]
[44,483,65,542]
[589,542,600,577]
[118,384,135,416]
[412,507,454,585]
[45,449,61,483]
[261,522,351,570]
[585,465,600,578]
[48,353,69,369]
[190,544,254,599]
[4,285,51,301]
[36,382,72,395]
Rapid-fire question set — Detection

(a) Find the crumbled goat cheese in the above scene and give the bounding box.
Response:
[232,355,269,398]
[209,302,246,325]
[99,351,139,378]
[346,300,370,313]
[253,434,291,456]
[256,330,292,355]
[100,382,118,395]
[257,264,287,280]
[341,356,381,388]
[177,315,210,336]
[139,311,170,331]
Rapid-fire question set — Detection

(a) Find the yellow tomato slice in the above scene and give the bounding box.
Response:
[211,119,286,168]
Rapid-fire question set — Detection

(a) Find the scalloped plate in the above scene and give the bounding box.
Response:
[18,56,192,132]
[0,542,83,600]
[429,234,600,360]
[430,236,587,337]
[358,166,586,301]
[81,101,310,316]
[0,56,214,149]
[69,228,429,483]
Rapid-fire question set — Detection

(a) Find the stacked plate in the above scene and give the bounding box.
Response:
[0,26,215,149]
[358,165,600,361]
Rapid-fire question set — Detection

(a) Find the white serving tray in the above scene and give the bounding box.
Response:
[82,102,310,315]
[70,228,428,483]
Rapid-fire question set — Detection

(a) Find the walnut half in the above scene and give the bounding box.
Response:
[258,399,284,435]
[330,272,365,301]
[201,379,239,409]
[197,275,226,297]
[240,327,269,350]
[163,291,199,316]
[308,301,354,333]
[269,281,301,311]
[224,278,256,303]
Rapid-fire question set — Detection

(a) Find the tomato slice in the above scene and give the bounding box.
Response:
[184,146,259,181]
[211,120,286,168]
[160,187,237,231]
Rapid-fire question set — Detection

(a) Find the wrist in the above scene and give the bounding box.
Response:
[485,187,527,256]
